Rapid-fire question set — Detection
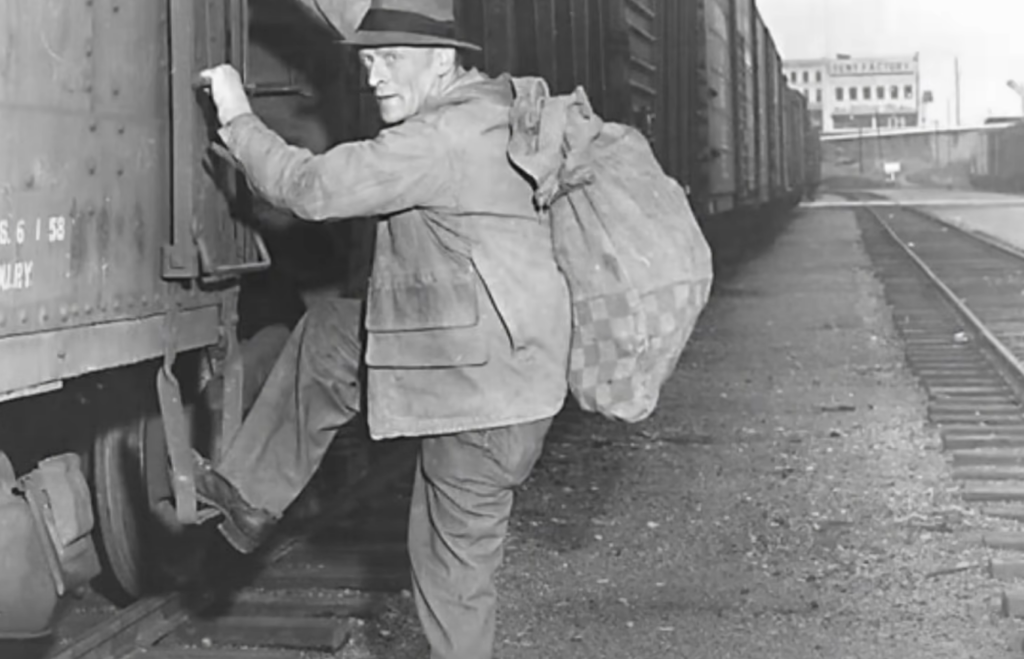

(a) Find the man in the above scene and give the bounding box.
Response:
[195,0,571,657]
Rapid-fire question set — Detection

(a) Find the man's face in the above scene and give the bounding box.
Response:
[360,47,447,124]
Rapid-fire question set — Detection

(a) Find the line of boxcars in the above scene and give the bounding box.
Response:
[447,0,821,217]
[0,0,820,616]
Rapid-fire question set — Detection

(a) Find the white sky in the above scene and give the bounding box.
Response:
[757,0,1024,125]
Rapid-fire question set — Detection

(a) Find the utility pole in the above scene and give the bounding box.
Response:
[954,58,961,126]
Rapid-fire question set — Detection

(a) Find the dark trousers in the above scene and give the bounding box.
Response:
[215,298,550,659]
[411,419,549,659]
[217,297,362,515]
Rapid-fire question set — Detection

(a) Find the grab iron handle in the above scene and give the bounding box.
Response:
[192,77,312,98]
[194,230,272,283]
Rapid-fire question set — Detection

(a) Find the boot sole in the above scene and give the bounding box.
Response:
[217,517,262,555]
[194,492,263,555]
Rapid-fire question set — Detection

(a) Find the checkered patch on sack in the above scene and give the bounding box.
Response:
[569,281,711,422]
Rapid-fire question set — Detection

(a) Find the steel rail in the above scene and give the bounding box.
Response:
[859,201,1024,388]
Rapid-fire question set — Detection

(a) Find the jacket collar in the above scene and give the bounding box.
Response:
[420,69,512,115]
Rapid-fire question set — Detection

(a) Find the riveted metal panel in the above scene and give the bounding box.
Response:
[0,0,179,341]
[0,0,240,398]
[0,0,95,110]
[0,307,219,400]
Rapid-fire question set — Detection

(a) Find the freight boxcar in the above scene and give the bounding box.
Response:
[0,0,819,615]
[0,0,289,603]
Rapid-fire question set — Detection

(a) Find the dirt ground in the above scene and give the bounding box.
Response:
[344,204,1023,658]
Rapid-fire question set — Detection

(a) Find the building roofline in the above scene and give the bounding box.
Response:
[821,122,1015,142]
[784,54,919,66]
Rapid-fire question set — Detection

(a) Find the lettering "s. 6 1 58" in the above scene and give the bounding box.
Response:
[0,216,68,246]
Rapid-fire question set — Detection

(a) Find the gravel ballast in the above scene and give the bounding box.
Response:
[344,204,1022,658]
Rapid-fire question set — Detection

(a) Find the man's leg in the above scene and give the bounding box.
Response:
[408,418,551,659]
[208,297,363,548]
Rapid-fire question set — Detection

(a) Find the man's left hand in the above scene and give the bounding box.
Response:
[198,64,253,126]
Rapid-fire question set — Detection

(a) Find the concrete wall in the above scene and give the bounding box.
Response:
[822,129,984,183]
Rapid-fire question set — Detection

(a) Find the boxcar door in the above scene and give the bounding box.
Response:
[164,0,271,286]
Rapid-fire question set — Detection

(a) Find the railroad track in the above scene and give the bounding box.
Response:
[7,437,419,659]
[854,193,1024,612]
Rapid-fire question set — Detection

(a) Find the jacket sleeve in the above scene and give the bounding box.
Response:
[218,114,452,221]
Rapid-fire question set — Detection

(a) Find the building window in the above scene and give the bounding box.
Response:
[863,86,871,100]
[816,71,822,83]
[849,87,858,100]
[802,71,809,84]
[836,87,844,101]
[877,86,885,99]
[890,85,899,99]
[816,89,822,103]
[904,85,914,99]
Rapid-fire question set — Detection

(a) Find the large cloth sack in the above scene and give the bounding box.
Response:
[508,77,713,423]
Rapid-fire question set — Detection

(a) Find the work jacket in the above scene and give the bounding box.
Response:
[220,70,571,439]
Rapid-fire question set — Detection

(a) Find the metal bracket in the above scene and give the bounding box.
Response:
[162,243,199,280]
[165,0,199,282]
[156,302,198,526]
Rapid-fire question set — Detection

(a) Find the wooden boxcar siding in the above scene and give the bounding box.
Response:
[731,0,757,203]
[458,0,699,190]
[621,0,659,139]
[702,0,738,213]
[458,0,630,125]
[754,13,771,203]
[767,40,785,197]
[656,0,699,201]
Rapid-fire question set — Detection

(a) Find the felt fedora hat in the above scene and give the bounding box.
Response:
[345,0,481,51]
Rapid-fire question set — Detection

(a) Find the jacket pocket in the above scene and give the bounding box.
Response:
[364,272,489,368]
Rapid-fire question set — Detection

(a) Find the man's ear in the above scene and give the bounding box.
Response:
[433,47,458,75]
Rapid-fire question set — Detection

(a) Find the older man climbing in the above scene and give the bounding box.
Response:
[194,1,571,657]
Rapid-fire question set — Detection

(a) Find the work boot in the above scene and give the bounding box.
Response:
[192,453,278,554]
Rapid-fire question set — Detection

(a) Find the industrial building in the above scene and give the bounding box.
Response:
[784,54,922,134]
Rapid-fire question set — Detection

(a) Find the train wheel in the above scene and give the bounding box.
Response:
[92,418,150,601]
